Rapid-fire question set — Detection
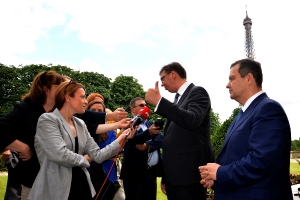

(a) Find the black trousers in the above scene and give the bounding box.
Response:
[4,163,21,200]
[123,167,157,200]
[165,180,207,200]
[89,164,116,200]
[68,167,92,200]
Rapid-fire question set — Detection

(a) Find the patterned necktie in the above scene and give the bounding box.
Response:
[174,93,180,104]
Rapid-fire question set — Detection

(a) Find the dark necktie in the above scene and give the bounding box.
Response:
[235,109,243,124]
[174,93,180,104]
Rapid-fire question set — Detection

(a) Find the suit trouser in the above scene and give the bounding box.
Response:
[123,167,157,200]
[165,180,207,200]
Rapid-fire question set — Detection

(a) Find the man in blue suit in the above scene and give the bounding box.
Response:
[120,97,163,200]
[200,59,292,200]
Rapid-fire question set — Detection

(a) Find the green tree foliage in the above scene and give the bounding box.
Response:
[50,64,76,78]
[0,64,26,113]
[210,108,221,136]
[211,107,240,158]
[0,65,147,118]
[109,75,145,110]
[291,138,300,151]
[18,64,49,86]
[0,64,114,114]
[75,71,112,106]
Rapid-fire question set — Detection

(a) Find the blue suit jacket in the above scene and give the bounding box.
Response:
[214,93,292,200]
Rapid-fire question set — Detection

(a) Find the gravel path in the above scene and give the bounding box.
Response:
[0,171,8,176]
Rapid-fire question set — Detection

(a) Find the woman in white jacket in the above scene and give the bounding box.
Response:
[29,80,135,200]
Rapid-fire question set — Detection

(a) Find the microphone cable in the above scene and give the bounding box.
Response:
[94,130,129,200]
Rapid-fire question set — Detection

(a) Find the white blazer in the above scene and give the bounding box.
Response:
[28,109,120,200]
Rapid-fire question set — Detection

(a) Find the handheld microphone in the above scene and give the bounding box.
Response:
[124,105,131,112]
[132,106,151,127]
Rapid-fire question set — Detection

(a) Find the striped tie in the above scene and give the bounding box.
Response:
[174,93,180,104]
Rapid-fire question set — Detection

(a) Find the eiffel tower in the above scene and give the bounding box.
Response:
[243,9,255,60]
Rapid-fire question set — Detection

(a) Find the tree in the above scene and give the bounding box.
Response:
[0,64,26,113]
[210,108,221,136]
[74,71,112,106]
[18,64,50,88]
[109,75,145,110]
[291,138,300,151]
[211,107,240,158]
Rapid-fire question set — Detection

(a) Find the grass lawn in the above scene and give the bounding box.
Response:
[290,162,300,174]
[0,175,7,199]
[1,164,299,200]
[0,176,167,200]
[157,177,167,200]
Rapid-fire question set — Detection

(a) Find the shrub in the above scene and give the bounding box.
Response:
[290,173,300,185]
[0,154,8,171]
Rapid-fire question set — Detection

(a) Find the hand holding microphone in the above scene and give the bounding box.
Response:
[106,108,128,122]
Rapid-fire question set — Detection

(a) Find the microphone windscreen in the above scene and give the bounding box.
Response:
[138,106,151,120]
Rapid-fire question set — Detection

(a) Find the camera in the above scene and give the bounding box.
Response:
[154,118,165,130]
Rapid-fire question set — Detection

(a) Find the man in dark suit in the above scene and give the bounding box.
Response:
[199,59,292,199]
[145,62,214,200]
[120,97,163,200]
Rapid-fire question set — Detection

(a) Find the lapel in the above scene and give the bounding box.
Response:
[219,93,268,155]
[164,83,195,133]
[53,108,75,152]
[73,118,84,154]
[177,83,194,106]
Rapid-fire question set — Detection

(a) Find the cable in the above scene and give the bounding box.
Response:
[94,133,128,200]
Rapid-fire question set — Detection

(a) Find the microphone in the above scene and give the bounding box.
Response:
[132,106,151,127]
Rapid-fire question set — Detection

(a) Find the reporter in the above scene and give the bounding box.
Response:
[85,96,124,200]
[28,81,135,200]
[0,71,64,199]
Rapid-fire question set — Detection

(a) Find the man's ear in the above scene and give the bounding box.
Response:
[245,73,254,85]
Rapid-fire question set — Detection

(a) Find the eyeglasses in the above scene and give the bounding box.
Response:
[160,71,172,82]
[134,104,146,108]
[64,79,76,94]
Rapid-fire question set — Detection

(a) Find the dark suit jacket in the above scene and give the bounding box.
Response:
[156,83,214,185]
[120,120,163,180]
[0,100,44,188]
[214,93,292,200]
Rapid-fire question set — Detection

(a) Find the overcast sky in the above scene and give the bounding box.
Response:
[1,0,299,139]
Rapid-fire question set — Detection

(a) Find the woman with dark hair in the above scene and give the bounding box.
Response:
[28,81,136,200]
[0,71,64,199]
